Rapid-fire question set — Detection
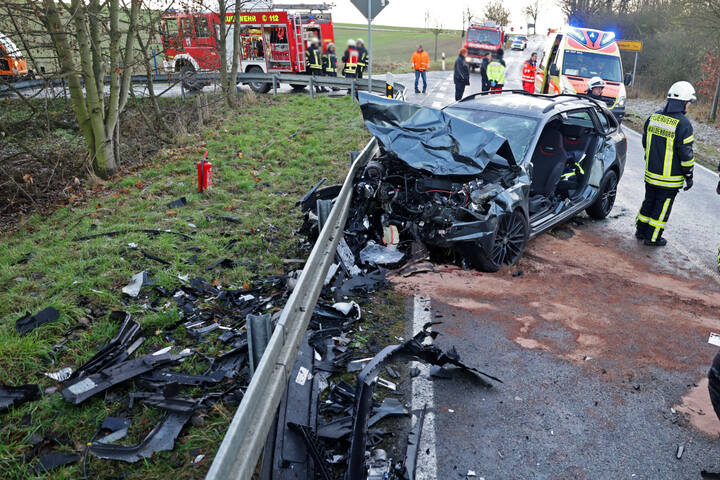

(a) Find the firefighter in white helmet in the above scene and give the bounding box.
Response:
[342,39,358,80]
[585,76,605,100]
[635,81,696,246]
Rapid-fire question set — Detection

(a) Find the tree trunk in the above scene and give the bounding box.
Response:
[217,0,230,101]
[227,0,242,106]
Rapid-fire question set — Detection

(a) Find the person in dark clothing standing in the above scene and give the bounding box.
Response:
[305,38,326,92]
[454,48,470,101]
[356,38,368,79]
[323,42,338,90]
[479,52,491,92]
[635,81,696,246]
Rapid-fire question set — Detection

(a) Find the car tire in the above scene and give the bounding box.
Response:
[586,169,618,220]
[180,64,203,91]
[465,209,529,272]
[247,66,271,94]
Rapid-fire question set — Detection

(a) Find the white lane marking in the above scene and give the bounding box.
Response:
[412,295,438,480]
[623,125,717,176]
[432,101,442,108]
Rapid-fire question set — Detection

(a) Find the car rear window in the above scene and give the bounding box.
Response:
[444,107,539,161]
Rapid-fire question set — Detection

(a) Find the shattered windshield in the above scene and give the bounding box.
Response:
[444,107,539,161]
[562,50,622,82]
[467,28,501,45]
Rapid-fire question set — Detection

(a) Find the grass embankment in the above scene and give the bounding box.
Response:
[334,24,463,74]
[0,93,371,479]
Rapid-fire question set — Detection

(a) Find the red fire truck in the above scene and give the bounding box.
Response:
[463,22,504,71]
[159,5,334,93]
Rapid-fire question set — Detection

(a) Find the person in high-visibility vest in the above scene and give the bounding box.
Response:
[305,38,325,93]
[356,38,369,79]
[342,39,358,79]
[635,81,696,246]
[323,43,338,91]
[521,52,537,94]
[411,45,430,94]
[486,49,506,94]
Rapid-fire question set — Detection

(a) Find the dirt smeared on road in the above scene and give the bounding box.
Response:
[392,224,720,436]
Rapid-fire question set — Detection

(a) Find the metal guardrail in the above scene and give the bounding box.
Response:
[206,137,379,480]
[1,71,405,100]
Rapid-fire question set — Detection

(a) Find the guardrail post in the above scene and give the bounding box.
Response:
[309,76,314,99]
[351,80,356,101]
[272,75,278,96]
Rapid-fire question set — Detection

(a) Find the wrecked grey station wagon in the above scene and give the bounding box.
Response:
[354,91,627,272]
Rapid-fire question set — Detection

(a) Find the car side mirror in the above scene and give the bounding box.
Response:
[549,64,559,76]
[624,73,632,86]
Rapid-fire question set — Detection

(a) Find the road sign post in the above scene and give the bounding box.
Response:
[617,40,643,94]
[350,0,389,93]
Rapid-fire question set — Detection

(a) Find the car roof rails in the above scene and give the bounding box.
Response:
[541,93,604,113]
[457,89,536,103]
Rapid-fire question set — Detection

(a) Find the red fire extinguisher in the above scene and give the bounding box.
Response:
[197,151,212,193]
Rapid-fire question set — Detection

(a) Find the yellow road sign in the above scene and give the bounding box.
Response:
[617,40,643,52]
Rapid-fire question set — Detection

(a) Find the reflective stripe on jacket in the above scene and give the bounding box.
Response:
[411,51,430,71]
[486,60,506,84]
[323,52,337,73]
[357,47,368,69]
[306,47,322,70]
[642,106,695,189]
[521,60,535,83]
[342,47,358,74]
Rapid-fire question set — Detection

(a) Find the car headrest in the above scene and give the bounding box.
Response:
[538,129,563,154]
[562,124,584,139]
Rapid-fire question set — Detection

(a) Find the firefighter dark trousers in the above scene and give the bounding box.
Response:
[636,183,678,242]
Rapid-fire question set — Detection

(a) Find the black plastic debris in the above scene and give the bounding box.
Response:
[142,249,171,266]
[14,251,35,265]
[0,384,40,413]
[205,258,236,271]
[74,229,192,241]
[89,412,191,463]
[62,351,187,404]
[96,417,132,444]
[346,324,500,479]
[69,311,142,380]
[288,423,334,480]
[29,452,80,474]
[168,197,187,208]
[15,307,60,335]
[403,405,426,480]
[122,271,154,297]
[207,215,243,223]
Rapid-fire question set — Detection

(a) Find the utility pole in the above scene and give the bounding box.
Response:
[710,74,720,123]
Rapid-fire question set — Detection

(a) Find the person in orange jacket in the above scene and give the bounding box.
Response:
[411,45,430,94]
[521,52,537,94]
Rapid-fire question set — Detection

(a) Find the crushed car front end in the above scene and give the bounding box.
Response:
[353,93,530,270]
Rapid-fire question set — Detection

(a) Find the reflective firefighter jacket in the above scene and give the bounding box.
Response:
[342,47,358,75]
[641,102,695,189]
[323,51,337,74]
[357,46,369,71]
[486,59,506,85]
[306,46,322,71]
[521,60,535,83]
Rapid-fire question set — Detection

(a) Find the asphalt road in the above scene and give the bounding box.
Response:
[392,36,720,479]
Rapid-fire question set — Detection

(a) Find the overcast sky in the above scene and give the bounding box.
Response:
[276,0,566,31]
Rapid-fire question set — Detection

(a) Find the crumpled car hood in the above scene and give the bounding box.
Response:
[358,92,516,176]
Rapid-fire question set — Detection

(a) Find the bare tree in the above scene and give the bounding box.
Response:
[34,0,141,178]
[524,0,541,34]
[484,1,511,27]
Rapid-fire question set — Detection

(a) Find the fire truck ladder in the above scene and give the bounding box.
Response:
[292,14,306,73]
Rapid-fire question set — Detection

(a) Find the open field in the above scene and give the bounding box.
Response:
[333,24,464,74]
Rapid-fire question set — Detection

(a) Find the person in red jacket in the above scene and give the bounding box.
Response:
[521,52,537,94]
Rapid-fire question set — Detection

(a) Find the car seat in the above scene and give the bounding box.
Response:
[562,124,590,162]
[530,127,568,196]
